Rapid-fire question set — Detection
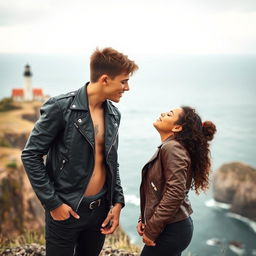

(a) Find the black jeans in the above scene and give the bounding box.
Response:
[45,190,108,256]
[141,217,193,256]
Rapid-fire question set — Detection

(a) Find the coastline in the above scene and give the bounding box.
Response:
[205,198,256,233]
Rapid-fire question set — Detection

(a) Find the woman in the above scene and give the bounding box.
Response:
[137,106,216,256]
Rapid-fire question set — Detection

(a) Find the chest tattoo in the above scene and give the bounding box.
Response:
[94,124,99,135]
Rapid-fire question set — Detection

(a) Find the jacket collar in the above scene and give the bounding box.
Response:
[70,83,89,111]
[143,135,175,167]
[70,82,118,116]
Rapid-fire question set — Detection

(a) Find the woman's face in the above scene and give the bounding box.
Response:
[153,107,183,133]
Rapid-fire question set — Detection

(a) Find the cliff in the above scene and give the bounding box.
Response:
[0,101,41,149]
[212,162,256,221]
[0,101,45,238]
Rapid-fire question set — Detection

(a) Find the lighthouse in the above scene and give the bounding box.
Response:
[23,64,33,101]
[11,65,44,102]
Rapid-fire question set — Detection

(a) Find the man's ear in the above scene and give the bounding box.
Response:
[98,74,109,86]
[172,125,183,133]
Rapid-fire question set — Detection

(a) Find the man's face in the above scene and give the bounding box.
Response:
[105,73,130,102]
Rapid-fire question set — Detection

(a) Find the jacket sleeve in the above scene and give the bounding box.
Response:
[21,97,64,211]
[112,134,125,208]
[144,141,190,241]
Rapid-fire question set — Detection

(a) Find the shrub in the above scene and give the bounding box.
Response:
[0,98,21,112]
[6,162,17,169]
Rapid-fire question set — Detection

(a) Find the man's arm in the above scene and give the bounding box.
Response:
[21,97,64,211]
[112,134,125,207]
[113,162,125,207]
[101,134,125,234]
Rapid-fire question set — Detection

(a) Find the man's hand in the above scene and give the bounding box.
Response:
[101,203,122,234]
[142,233,156,246]
[50,203,80,221]
[136,220,145,236]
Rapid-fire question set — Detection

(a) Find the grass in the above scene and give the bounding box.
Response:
[0,230,45,252]
[0,227,140,253]
[6,161,18,169]
[0,138,12,147]
[0,98,21,112]
[104,227,140,253]
[0,100,42,134]
[0,147,21,170]
[0,230,204,256]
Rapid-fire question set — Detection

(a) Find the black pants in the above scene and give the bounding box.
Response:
[45,191,108,256]
[141,217,193,256]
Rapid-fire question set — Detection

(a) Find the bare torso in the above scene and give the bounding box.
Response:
[84,106,106,196]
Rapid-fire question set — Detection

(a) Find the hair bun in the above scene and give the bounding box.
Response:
[202,121,216,141]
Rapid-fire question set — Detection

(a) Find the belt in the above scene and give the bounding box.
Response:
[88,198,102,210]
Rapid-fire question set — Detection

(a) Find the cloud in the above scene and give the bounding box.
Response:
[189,0,256,13]
[0,1,51,26]
[0,0,256,55]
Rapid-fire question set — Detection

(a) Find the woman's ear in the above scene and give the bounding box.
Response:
[172,125,183,133]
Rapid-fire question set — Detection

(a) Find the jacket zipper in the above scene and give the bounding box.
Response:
[151,181,158,192]
[57,158,67,178]
[74,122,95,212]
[151,181,161,199]
[106,123,119,208]
[60,159,66,170]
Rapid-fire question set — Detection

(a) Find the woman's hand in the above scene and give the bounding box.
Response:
[142,233,156,246]
[136,220,145,236]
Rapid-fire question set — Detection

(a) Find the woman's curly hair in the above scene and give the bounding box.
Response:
[174,106,217,194]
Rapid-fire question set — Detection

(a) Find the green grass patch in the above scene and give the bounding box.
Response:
[6,161,18,169]
[0,98,21,112]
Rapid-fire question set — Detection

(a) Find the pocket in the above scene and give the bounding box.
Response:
[51,214,72,224]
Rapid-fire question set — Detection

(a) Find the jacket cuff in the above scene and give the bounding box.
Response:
[43,196,63,211]
[113,200,125,208]
[113,193,125,208]
[143,228,158,241]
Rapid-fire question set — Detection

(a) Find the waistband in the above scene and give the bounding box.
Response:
[81,185,107,204]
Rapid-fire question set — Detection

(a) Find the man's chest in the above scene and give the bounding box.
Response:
[90,110,105,145]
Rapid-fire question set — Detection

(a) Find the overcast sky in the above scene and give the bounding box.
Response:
[1,0,256,55]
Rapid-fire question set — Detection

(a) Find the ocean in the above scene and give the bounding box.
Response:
[0,53,256,255]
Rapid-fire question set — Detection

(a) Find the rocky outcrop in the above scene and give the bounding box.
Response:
[0,225,140,255]
[213,162,256,221]
[0,101,45,238]
[1,132,29,150]
[1,244,139,256]
[0,148,44,237]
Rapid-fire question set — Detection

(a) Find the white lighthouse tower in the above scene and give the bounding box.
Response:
[23,64,33,101]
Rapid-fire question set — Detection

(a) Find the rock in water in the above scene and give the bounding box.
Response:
[213,162,256,221]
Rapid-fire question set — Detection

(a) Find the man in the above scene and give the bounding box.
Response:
[21,47,138,256]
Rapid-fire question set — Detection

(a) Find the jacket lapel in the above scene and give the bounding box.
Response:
[72,83,95,147]
[71,84,120,153]
[104,101,120,155]
[141,135,175,176]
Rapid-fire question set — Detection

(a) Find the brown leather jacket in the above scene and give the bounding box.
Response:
[140,136,193,241]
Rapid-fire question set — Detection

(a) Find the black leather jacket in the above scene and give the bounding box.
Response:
[21,84,125,211]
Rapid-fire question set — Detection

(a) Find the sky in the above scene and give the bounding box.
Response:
[0,0,256,56]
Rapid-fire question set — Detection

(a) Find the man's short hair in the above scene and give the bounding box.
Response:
[90,47,138,82]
